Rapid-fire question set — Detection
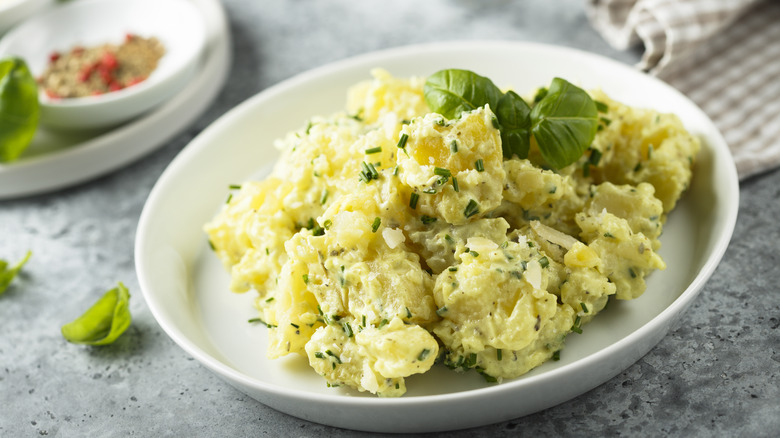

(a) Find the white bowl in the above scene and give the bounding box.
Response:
[0,0,51,35]
[135,41,739,433]
[0,0,205,130]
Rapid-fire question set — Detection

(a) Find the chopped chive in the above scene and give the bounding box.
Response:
[420,215,437,225]
[448,266,458,272]
[367,162,379,179]
[589,149,602,166]
[629,267,637,278]
[552,350,561,361]
[409,192,419,209]
[450,140,458,153]
[497,349,503,361]
[594,100,609,112]
[571,315,583,334]
[397,133,409,149]
[323,219,332,230]
[435,118,446,126]
[290,322,299,329]
[475,159,485,172]
[434,167,451,177]
[393,165,399,176]
[581,303,589,313]
[469,250,479,257]
[208,240,216,251]
[436,306,448,316]
[265,248,270,255]
[405,307,412,318]
[539,256,549,268]
[229,184,242,190]
[401,119,411,125]
[265,297,275,303]
[343,322,353,337]
[452,176,459,192]
[248,318,263,323]
[378,318,389,329]
[362,315,366,327]
[302,274,309,284]
[320,189,329,205]
[603,232,614,238]
[444,234,455,245]
[314,352,325,359]
[634,162,642,172]
[371,217,381,233]
[464,199,480,218]
[225,194,233,204]
[422,187,437,194]
[417,349,431,361]
[365,146,382,154]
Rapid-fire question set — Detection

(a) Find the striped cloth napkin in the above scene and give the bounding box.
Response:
[587,0,780,180]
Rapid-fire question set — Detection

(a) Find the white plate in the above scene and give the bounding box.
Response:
[0,0,229,199]
[135,41,739,433]
[0,0,206,130]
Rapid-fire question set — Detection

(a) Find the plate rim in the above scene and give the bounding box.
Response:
[136,39,739,429]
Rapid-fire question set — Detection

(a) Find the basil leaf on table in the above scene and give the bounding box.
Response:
[0,251,32,295]
[61,283,132,345]
[423,69,503,119]
[530,77,598,169]
[496,90,532,159]
[0,57,40,163]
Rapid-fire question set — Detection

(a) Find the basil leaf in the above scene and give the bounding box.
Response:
[496,90,532,159]
[424,69,503,119]
[0,57,40,163]
[61,283,132,345]
[530,77,598,169]
[0,251,31,295]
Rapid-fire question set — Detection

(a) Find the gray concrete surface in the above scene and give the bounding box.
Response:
[1,0,778,436]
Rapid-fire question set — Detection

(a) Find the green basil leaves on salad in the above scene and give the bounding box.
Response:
[0,57,40,163]
[424,69,598,169]
[0,251,32,295]
[61,282,132,345]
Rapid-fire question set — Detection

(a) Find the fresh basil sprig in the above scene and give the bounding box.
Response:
[424,69,598,169]
[0,57,39,163]
[61,283,132,345]
[0,251,31,295]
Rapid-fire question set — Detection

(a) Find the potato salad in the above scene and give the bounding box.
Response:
[204,69,699,397]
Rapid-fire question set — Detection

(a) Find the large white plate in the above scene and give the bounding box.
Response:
[0,0,230,199]
[135,41,739,433]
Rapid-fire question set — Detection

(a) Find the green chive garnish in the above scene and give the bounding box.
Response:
[410,192,419,209]
[452,176,459,192]
[434,167,451,177]
[421,215,437,225]
[450,140,458,153]
[365,146,382,154]
[397,133,409,149]
[475,159,484,172]
[464,199,479,218]
[371,217,381,233]
[229,184,241,190]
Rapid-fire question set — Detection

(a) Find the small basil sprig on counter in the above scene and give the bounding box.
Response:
[0,57,40,163]
[0,251,32,295]
[423,69,598,169]
[61,283,132,345]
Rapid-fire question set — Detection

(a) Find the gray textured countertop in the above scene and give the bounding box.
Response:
[2,0,778,436]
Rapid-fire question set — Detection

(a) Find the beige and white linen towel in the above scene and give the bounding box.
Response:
[587,0,780,180]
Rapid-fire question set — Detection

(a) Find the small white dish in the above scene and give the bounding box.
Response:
[135,41,739,433]
[0,0,206,130]
[0,0,229,199]
[0,0,51,35]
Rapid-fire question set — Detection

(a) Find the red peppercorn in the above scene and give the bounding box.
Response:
[125,33,136,42]
[101,52,118,71]
[49,52,60,63]
[108,81,122,92]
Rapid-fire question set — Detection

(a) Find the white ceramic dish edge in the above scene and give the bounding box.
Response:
[136,40,739,433]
